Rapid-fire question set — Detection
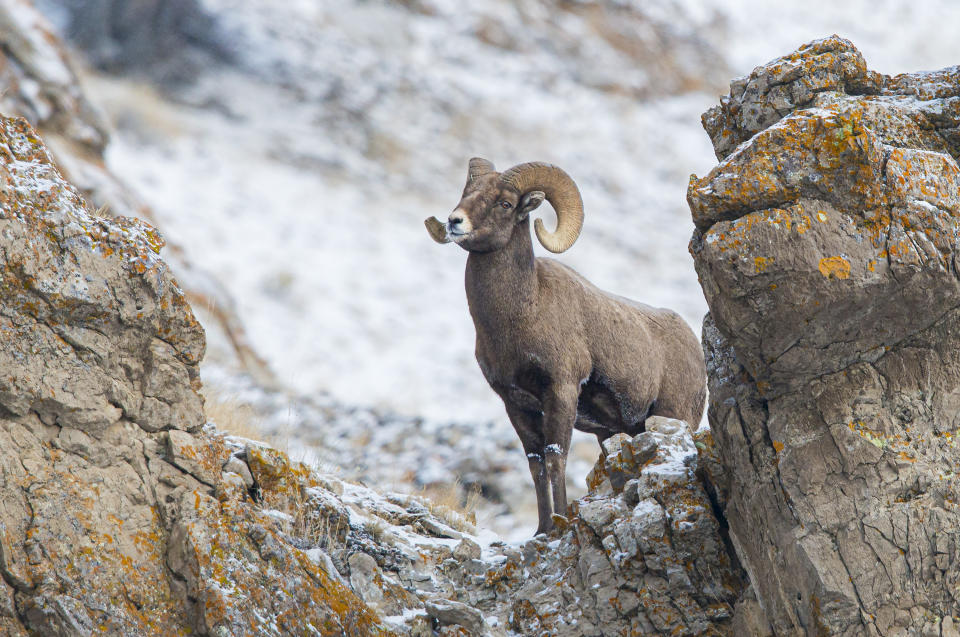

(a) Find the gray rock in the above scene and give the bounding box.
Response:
[425,597,485,632]
[454,537,482,562]
[691,35,960,636]
[167,429,216,485]
[348,552,384,608]
[222,454,254,488]
[603,432,659,492]
[418,517,463,540]
[944,616,960,637]
[497,425,743,635]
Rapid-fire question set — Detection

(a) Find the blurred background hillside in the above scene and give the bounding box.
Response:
[8,0,960,536]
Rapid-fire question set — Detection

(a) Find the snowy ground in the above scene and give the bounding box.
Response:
[46,0,960,536]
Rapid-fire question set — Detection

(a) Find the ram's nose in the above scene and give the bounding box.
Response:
[447,209,471,235]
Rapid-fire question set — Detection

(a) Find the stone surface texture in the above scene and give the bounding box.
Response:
[689,35,960,635]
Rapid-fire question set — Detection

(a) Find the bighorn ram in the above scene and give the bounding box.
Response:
[426,158,706,535]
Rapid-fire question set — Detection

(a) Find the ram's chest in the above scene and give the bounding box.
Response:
[475,331,555,409]
[475,332,524,383]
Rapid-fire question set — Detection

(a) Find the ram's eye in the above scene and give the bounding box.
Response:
[499,201,512,209]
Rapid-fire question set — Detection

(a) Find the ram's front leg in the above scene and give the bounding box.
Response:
[503,402,552,535]
[542,384,578,527]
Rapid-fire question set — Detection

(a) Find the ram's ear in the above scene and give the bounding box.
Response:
[517,191,545,220]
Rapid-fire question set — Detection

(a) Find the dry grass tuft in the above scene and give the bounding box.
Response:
[204,389,292,453]
[419,479,483,533]
[363,518,388,544]
[204,391,263,439]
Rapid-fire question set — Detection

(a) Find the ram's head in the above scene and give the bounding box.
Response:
[425,158,584,254]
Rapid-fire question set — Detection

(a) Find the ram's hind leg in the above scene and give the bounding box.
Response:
[504,403,552,535]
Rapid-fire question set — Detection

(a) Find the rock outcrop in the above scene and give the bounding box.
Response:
[0,114,387,635]
[480,417,745,636]
[338,415,747,636]
[689,35,960,635]
[0,118,203,432]
[34,0,232,85]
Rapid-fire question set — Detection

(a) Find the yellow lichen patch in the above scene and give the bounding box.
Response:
[29,460,191,636]
[898,451,917,463]
[867,260,876,272]
[772,441,785,453]
[754,256,773,273]
[885,239,913,261]
[818,256,851,279]
[845,419,919,454]
[816,210,828,222]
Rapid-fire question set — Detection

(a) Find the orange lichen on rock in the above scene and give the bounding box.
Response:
[688,108,886,232]
[818,256,851,279]
[169,486,389,636]
[0,111,397,636]
[754,256,773,273]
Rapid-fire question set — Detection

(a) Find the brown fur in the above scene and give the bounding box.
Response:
[433,165,706,535]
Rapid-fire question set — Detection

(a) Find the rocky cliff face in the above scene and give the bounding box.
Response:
[690,36,960,636]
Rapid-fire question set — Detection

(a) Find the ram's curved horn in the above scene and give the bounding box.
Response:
[424,216,451,244]
[499,162,583,253]
[467,157,495,183]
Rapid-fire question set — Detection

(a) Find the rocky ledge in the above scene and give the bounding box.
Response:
[690,35,960,636]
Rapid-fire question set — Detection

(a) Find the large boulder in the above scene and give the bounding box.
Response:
[689,36,960,635]
[0,115,204,431]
